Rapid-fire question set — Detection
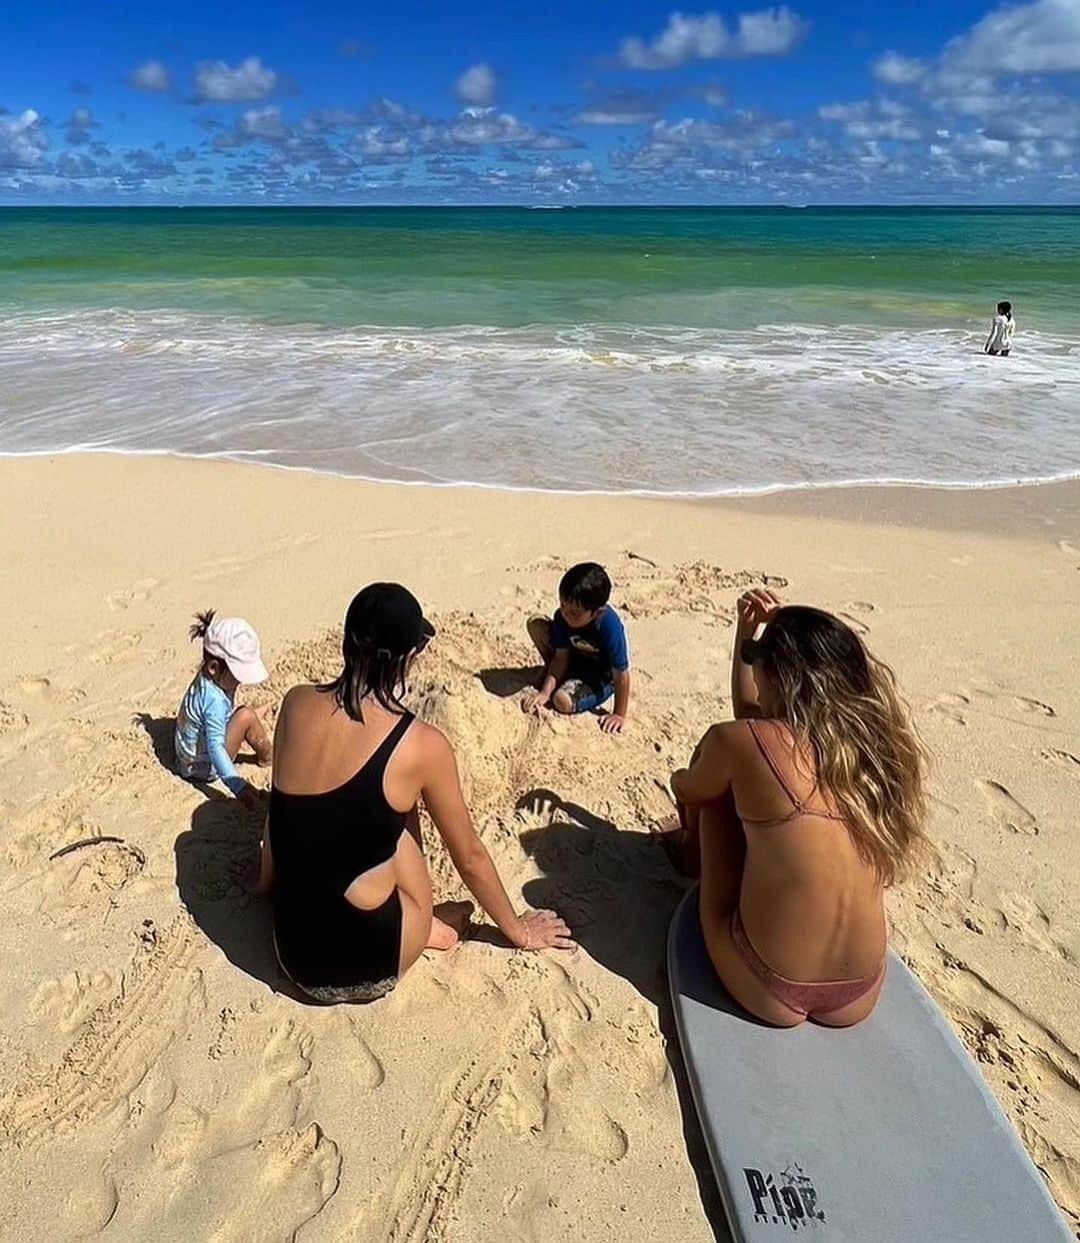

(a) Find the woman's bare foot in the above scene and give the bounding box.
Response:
[650,816,701,878]
[426,900,475,951]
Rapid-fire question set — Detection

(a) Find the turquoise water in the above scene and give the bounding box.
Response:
[0,206,1078,492]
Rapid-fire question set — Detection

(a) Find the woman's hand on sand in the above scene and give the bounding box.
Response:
[737,588,782,635]
[516,908,574,950]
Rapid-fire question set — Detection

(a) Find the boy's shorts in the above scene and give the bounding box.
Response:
[559,675,614,715]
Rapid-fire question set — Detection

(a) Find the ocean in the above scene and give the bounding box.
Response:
[1,205,1078,495]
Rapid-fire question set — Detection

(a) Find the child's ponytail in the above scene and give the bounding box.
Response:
[189,608,217,642]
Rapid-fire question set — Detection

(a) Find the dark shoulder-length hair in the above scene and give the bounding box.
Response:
[319,612,410,722]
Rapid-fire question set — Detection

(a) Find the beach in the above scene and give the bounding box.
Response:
[0,452,1076,1240]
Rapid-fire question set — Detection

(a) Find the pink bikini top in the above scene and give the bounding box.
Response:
[740,718,847,829]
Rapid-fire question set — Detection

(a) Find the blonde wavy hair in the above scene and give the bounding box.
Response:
[757,606,929,886]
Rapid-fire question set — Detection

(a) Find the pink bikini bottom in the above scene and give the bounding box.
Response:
[731,909,885,1020]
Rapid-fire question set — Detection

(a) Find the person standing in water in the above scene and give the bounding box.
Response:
[984,300,1015,356]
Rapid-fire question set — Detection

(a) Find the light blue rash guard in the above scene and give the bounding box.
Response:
[174,673,247,795]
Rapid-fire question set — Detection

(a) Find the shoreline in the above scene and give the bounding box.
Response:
[4,443,1080,523]
[0,451,1076,1239]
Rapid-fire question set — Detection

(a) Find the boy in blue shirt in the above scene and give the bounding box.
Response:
[523,562,632,734]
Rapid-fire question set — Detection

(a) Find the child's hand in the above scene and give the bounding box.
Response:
[521,690,549,716]
[238,783,266,811]
[600,712,627,735]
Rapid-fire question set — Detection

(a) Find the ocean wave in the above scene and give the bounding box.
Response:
[0,306,1077,495]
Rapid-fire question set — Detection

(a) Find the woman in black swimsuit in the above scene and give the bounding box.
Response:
[255,582,572,1002]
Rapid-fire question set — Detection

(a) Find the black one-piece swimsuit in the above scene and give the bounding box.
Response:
[269,712,414,1002]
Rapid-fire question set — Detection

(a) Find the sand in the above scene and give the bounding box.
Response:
[0,453,1076,1241]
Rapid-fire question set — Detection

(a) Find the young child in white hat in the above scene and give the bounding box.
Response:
[175,609,271,807]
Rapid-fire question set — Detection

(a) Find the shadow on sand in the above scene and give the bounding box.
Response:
[476,665,542,698]
[518,788,732,1242]
[173,796,317,1005]
[133,713,179,772]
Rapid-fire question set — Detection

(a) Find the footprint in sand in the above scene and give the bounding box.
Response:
[977,779,1039,836]
[62,1169,119,1238]
[209,1020,315,1154]
[1013,696,1056,718]
[0,699,29,736]
[138,1018,338,1240]
[838,612,871,636]
[158,1123,340,1243]
[844,600,877,614]
[343,1014,386,1089]
[995,891,1074,963]
[543,1046,629,1161]
[28,969,122,1034]
[1056,538,1079,559]
[929,692,970,726]
[1041,748,1080,774]
[106,576,161,612]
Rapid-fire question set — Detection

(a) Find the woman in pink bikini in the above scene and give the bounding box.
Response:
[660,589,928,1028]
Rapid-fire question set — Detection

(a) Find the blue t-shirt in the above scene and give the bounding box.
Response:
[550,605,630,678]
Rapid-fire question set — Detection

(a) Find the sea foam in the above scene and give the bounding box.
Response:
[0,306,1077,495]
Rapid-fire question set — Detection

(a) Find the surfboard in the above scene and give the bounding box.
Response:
[668,888,1070,1241]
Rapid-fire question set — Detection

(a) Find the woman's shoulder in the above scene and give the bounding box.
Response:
[277,683,335,722]
[407,716,452,753]
[701,717,760,754]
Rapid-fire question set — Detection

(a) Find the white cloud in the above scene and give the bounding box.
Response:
[131,59,170,92]
[194,56,278,103]
[619,7,808,69]
[241,107,286,139]
[960,133,1012,158]
[943,0,1080,75]
[578,107,652,124]
[65,107,97,145]
[437,107,579,151]
[819,101,869,123]
[0,109,47,170]
[872,52,927,85]
[819,99,922,141]
[350,126,411,160]
[455,63,497,106]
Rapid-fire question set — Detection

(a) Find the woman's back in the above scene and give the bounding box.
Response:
[732,718,886,983]
[272,685,419,800]
[269,686,422,989]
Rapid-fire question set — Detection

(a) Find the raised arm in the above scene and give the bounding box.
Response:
[420,729,571,950]
[731,589,780,719]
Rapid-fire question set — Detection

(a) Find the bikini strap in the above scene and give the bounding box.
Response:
[747,718,805,811]
[746,719,846,822]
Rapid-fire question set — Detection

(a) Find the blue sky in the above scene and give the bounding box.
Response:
[2,0,1079,203]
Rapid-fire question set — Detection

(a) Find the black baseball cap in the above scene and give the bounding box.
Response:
[345,583,435,657]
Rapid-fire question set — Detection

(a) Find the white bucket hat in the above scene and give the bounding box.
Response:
[203,616,268,684]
